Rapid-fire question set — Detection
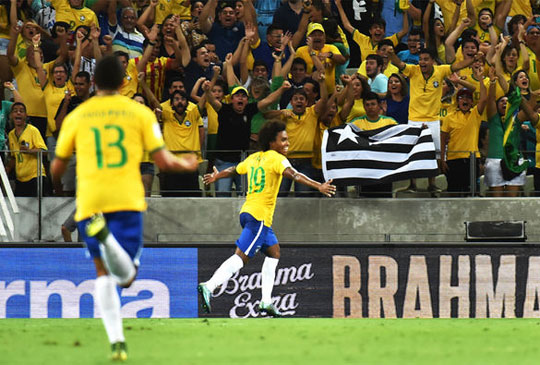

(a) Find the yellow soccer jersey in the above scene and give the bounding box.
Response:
[118,59,139,98]
[351,115,397,130]
[346,98,366,123]
[51,0,98,30]
[280,106,319,158]
[11,59,55,118]
[162,105,204,161]
[509,0,532,17]
[352,30,399,61]
[519,47,540,100]
[8,124,47,182]
[441,107,482,159]
[55,94,165,221]
[43,80,75,136]
[236,150,292,227]
[156,0,191,23]
[207,104,219,135]
[296,44,342,93]
[402,64,452,121]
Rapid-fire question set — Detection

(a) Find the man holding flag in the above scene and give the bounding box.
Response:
[485,71,539,196]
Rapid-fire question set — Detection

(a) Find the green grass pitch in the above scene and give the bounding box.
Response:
[1,318,540,364]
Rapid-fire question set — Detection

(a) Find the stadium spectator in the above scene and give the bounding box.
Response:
[397,28,423,65]
[108,0,145,59]
[335,0,408,61]
[160,89,205,197]
[389,46,482,193]
[7,102,48,197]
[272,0,304,35]
[384,73,409,125]
[8,23,68,142]
[357,39,400,78]
[295,22,346,93]
[199,0,247,61]
[54,71,91,197]
[51,0,99,31]
[441,82,487,196]
[364,54,388,97]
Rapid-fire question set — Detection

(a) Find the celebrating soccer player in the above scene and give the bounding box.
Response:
[50,55,198,361]
[198,120,336,317]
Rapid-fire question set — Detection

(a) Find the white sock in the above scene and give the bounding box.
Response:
[205,254,244,292]
[261,257,279,304]
[99,233,136,286]
[95,275,125,344]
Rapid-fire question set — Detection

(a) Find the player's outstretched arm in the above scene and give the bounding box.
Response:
[283,167,336,197]
[203,166,236,185]
[153,149,199,173]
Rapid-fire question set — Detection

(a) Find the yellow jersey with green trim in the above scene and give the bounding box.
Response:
[11,59,55,118]
[43,80,75,136]
[50,0,98,30]
[55,94,165,221]
[279,105,318,159]
[352,30,399,61]
[296,44,342,93]
[236,150,291,227]
[162,104,204,162]
[156,0,191,23]
[402,64,452,121]
[519,46,540,100]
[8,124,47,182]
[441,106,482,159]
[351,115,397,130]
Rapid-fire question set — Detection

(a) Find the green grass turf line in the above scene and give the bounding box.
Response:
[1,318,540,364]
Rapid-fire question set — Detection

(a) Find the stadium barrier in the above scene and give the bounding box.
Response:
[1,243,540,319]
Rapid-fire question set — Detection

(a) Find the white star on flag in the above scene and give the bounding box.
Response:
[333,125,359,144]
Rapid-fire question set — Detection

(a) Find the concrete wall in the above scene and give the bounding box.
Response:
[10,197,540,243]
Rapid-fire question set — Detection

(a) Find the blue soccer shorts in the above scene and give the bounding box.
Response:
[77,211,143,265]
[236,212,278,258]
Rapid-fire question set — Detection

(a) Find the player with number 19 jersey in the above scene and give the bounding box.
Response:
[236,150,291,227]
[55,94,165,222]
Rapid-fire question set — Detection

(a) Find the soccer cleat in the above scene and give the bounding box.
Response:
[259,302,282,317]
[86,213,109,242]
[111,342,128,361]
[197,283,212,313]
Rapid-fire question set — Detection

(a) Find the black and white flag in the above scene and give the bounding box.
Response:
[322,124,438,185]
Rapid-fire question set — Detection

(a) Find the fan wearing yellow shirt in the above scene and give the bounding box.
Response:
[295,23,346,94]
[441,85,487,196]
[7,24,68,142]
[6,102,48,197]
[50,0,98,31]
[264,71,327,197]
[161,90,205,197]
[335,0,408,61]
[198,120,336,317]
[389,46,483,191]
[50,55,198,362]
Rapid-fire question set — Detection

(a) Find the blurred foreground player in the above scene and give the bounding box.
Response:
[198,120,336,317]
[51,55,198,361]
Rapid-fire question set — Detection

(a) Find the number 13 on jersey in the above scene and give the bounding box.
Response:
[91,125,128,169]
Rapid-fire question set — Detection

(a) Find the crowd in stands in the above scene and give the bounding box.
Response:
[1,0,540,198]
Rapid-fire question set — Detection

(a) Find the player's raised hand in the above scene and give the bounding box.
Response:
[319,179,336,197]
[203,166,219,185]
